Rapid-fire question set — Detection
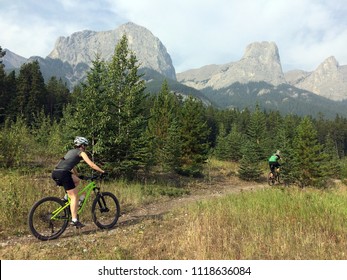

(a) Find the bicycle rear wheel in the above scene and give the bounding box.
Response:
[267,172,275,186]
[92,192,120,229]
[28,197,69,241]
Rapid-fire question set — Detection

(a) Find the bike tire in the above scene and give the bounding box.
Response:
[92,192,120,229]
[267,172,275,186]
[28,196,69,241]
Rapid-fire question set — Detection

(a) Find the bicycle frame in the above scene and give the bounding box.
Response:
[51,180,98,220]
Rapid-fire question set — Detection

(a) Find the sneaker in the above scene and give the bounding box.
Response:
[70,220,85,228]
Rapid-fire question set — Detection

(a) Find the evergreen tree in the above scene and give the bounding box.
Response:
[238,140,262,181]
[162,119,184,172]
[69,55,109,158]
[16,61,47,125]
[213,123,229,160]
[226,123,244,161]
[246,104,267,161]
[46,77,70,119]
[214,122,243,161]
[0,47,6,123]
[102,35,149,175]
[146,80,181,171]
[64,37,150,177]
[324,132,340,178]
[178,96,210,176]
[291,116,329,188]
[238,105,265,181]
[273,115,297,185]
[3,71,17,121]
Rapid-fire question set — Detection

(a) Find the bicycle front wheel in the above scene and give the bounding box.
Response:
[28,197,69,241]
[92,192,120,229]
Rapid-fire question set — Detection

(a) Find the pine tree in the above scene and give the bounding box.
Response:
[273,115,297,185]
[146,80,181,171]
[16,61,47,125]
[238,105,265,181]
[324,132,340,178]
[178,96,210,176]
[46,77,70,119]
[226,123,244,161]
[246,104,267,161]
[63,36,150,177]
[4,71,18,121]
[102,35,149,176]
[238,140,262,181]
[214,123,229,160]
[292,116,329,188]
[0,47,6,123]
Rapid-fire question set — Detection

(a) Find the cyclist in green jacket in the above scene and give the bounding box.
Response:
[268,150,281,176]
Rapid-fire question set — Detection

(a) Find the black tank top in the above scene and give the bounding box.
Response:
[55,148,82,171]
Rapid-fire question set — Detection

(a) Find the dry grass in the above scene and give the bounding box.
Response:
[1,161,347,260]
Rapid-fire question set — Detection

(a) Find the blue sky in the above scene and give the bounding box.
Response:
[1,0,347,73]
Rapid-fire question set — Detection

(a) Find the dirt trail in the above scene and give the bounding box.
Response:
[0,175,268,248]
[118,176,266,227]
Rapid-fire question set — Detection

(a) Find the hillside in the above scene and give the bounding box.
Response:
[0,169,266,259]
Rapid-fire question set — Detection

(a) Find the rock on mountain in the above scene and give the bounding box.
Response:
[48,22,176,84]
[178,42,347,102]
[177,41,286,90]
[287,56,347,101]
[2,49,27,70]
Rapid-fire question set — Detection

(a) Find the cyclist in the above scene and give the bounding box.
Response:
[268,150,281,178]
[52,136,105,228]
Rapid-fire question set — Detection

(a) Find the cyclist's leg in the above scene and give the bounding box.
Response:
[59,171,81,223]
[269,163,275,177]
[66,188,79,220]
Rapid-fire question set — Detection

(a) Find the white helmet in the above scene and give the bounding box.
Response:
[74,136,89,147]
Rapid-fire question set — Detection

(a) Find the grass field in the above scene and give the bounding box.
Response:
[1,160,347,260]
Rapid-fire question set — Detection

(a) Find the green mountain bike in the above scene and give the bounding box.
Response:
[28,174,120,241]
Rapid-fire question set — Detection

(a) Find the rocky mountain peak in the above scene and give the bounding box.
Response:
[242,41,280,63]
[177,41,285,90]
[2,49,27,70]
[48,22,176,82]
[294,56,347,100]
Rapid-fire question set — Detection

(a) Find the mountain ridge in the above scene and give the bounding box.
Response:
[2,22,347,118]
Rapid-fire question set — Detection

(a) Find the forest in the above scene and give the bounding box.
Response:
[1,36,347,188]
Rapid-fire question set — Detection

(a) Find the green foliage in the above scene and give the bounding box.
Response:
[16,61,47,125]
[178,96,210,176]
[214,123,244,161]
[0,118,33,167]
[45,76,70,119]
[246,104,268,161]
[146,80,182,172]
[64,36,150,177]
[291,117,330,187]
[238,140,262,181]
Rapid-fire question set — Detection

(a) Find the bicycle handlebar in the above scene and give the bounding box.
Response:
[79,173,108,181]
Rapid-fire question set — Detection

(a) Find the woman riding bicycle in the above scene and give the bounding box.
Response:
[51,136,105,228]
[268,150,281,177]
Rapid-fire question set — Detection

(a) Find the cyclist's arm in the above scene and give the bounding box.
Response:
[80,152,105,173]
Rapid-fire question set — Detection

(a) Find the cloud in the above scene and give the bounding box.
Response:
[110,0,347,72]
[1,0,347,73]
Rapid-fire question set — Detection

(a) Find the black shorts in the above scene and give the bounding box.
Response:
[52,169,76,191]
